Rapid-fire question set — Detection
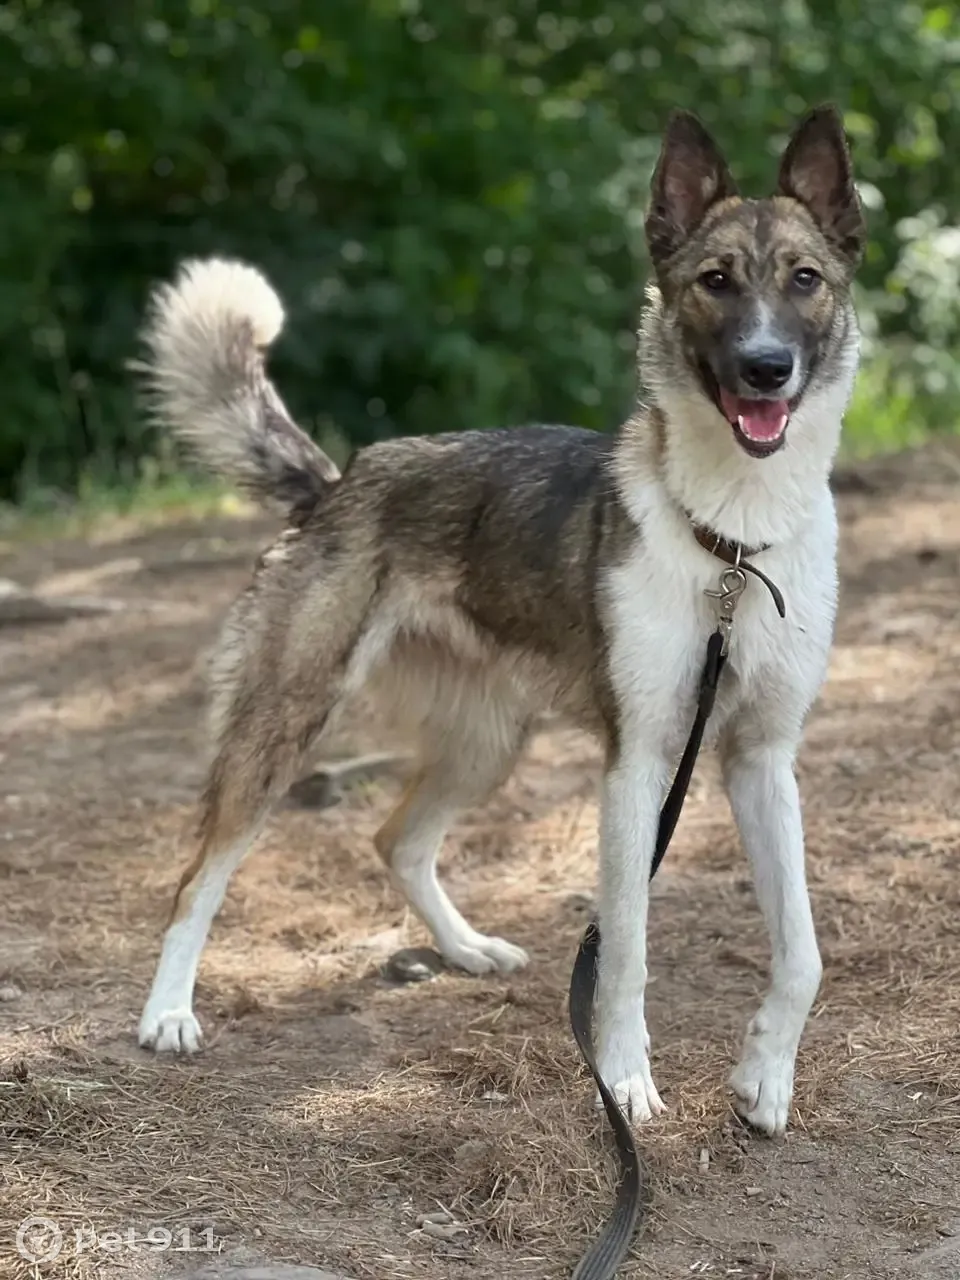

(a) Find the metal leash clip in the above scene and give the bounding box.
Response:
[703,544,747,656]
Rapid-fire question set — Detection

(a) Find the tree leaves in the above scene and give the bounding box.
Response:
[1,0,958,495]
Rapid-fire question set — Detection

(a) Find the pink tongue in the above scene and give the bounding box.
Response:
[719,390,789,442]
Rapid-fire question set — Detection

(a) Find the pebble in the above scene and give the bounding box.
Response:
[418,1220,467,1242]
[454,1139,489,1171]
[383,947,445,983]
[185,1268,356,1280]
[416,1210,467,1243]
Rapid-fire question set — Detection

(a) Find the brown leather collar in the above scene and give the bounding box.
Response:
[690,520,787,619]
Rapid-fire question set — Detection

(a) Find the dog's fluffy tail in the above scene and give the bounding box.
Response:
[137,257,340,514]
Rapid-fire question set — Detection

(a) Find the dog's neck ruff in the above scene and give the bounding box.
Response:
[687,514,787,619]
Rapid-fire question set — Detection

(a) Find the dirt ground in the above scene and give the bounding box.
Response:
[3,444,960,1280]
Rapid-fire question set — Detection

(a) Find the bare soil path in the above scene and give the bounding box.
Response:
[3,445,960,1280]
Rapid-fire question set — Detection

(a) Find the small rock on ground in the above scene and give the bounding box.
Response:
[382,946,445,983]
[184,1267,357,1280]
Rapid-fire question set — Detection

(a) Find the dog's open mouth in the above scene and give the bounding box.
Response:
[718,389,789,459]
[697,361,796,459]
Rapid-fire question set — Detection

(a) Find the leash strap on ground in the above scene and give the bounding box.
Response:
[568,628,727,1280]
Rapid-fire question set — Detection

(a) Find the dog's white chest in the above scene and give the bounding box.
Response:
[601,507,836,757]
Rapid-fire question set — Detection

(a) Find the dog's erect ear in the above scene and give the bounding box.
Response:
[645,111,739,266]
[776,105,866,267]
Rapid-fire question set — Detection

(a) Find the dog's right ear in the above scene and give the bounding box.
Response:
[645,111,739,266]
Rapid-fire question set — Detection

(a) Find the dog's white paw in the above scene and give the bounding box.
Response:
[730,1039,795,1137]
[596,1070,667,1124]
[595,1036,667,1123]
[139,1006,203,1055]
[442,935,529,976]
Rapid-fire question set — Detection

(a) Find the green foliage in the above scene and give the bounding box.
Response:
[3,0,960,499]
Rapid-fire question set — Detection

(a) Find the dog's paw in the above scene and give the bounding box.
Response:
[730,1043,795,1137]
[138,1006,203,1055]
[595,1037,667,1124]
[442,935,529,976]
[595,1069,667,1124]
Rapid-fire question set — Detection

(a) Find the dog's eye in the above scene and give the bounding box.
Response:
[700,270,732,293]
[792,267,821,291]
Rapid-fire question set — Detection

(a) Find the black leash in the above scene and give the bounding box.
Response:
[567,627,727,1280]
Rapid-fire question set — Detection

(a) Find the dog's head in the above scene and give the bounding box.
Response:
[643,106,865,460]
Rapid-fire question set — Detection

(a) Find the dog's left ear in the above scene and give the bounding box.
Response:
[776,105,866,267]
[645,111,739,266]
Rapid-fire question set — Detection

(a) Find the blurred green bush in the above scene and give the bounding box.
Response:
[2,0,960,499]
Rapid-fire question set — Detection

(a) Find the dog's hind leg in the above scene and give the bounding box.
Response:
[139,548,377,1053]
[138,692,333,1053]
[138,824,260,1053]
[374,698,531,975]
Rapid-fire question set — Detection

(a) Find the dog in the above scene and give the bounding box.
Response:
[134,104,865,1138]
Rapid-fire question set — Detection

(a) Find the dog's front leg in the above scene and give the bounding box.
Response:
[721,736,822,1137]
[595,747,670,1123]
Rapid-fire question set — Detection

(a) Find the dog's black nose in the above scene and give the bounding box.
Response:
[739,348,794,393]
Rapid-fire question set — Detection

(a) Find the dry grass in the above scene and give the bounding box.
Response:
[4,446,960,1278]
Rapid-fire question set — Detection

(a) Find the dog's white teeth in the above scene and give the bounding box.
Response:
[737,414,746,431]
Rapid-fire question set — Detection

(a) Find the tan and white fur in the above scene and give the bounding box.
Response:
[135,105,865,1138]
